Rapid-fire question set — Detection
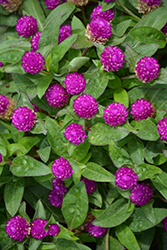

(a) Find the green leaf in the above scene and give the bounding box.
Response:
[97,235,124,250]
[33,200,46,220]
[135,163,162,181]
[113,19,133,36]
[82,162,115,183]
[108,74,122,89]
[141,200,156,224]
[4,178,25,216]
[18,201,30,222]
[136,228,155,250]
[67,57,89,71]
[53,238,89,250]
[136,119,159,141]
[151,172,167,199]
[37,75,52,99]
[12,73,35,93]
[71,138,91,162]
[62,182,88,230]
[17,136,40,155]
[102,1,116,11]
[145,140,165,164]
[113,88,129,108]
[125,44,139,72]
[0,14,18,27]
[0,137,6,156]
[127,136,144,165]
[29,238,42,250]
[6,143,26,158]
[116,224,141,250]
[11,155,51,177]
[37,147,51,163]
[0,49,24,64]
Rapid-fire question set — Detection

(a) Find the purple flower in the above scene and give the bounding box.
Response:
[103,102,128,127]
[86,219,108,237]
[52,157,73,180]
[48,224,61,236]
[30,218,48,240]
[130,183,153,206]
[15,15,38,38]
[6,216,30,242]
[0,95,16,121]
[44,84,69,108]
[12,106,37,132]
[58,24,71,44]
[137,0,161,14]
[140,0,161,6]
[162,216,167,232]
[64,123,87,145]
[63,72,86,95]
[0,154,2,163]
[0,94,9,114]
[48,190,64,207]
[130,98,155,121]
[104,0,115,2]
[73,93,98,119]
[115,167,138,190]
[161,23,167,36]
[85,18,112,45]
[157,118,167,141]
[30,32,42,51]
[100,45,125,72]
[0,62,3,67]
[45,0,61,9]
[91,5,114,22]
[135,56,160,83]
[81,177,97,194]
[52,179,68,195]
[0,0,22,13]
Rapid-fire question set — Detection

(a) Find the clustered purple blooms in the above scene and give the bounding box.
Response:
[115,167,138,190]
[44,84,69,108]
[157,118,167,141]
[103,102,128,127]
[100,45,125,72]
[104,0,115,2]
[63,72,86,95]
[52,157,73,181]
[81,177,97,194]
[86,219,108,237]
[90,4,114,22]
[12,106,37,132]
[15,15,37,38]
[49,179,68,208]
[30,219,48,240]
[135,56,160,83]
[73,93,98,119]
[0,94,9,114]
[140,0,161,6]
[130,98,155,121]
[45,0,61,9]
[64,123,87,145]
[21,51,45,75]
[162,216,167,232]
[130,183,153,206]
[58,24,71,44]
[0,62,3,67]
[30,32,42,51]
[48,224,61,236]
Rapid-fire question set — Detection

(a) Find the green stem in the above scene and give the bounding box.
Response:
[106,228,110,250]
[121,74,136,80]
[41,70,50,75]
[117,0,141,21]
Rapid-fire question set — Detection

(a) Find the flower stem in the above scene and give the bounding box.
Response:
[117,0,141,21]
[106,228,110,250]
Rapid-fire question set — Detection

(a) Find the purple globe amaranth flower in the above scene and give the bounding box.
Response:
[48,224,61,236]
[91,5,114,23]
[67,0,88,6]
[81,177,97,194]
[0,94,9,114]
[104,0,115,2]
[58,24,71,44]
[12,106,37,132]
[45,0,61,9]
[48,190,64,208]
[73,93,98,119]
[130,98,155,121]
[21,51,45,75]
[157,118,167,141]
[0,94,16,121]
[161,23,167,37]
[52,179,68,195]
[85,18,112,45]
[141,0,161,6]
[16,15,37,38]
[0,0,22,13]
[86,219,108,237]
[30,218,48,240]
[30,32,42,51]
[115,166,138,190]
[0,154,2,163]
[6,216,30,242]
[100,45,125,72]
[162,216,167,232]
[103,102,128,127]
[137,0,161,14]
[0,62,3,67]
[52,157,73,180]
[130,183,153,206]
[63,72,86,95]
[64,123,87,145]
[44,84,69,108]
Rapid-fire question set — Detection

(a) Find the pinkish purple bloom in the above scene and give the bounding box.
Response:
[86,219,108,237]
[30,218,48,240]
[52,157,73,180]
[0,62,3,67]
[162,216,167,232]
[140,0,161,6]
[0,154,2,163]
[63,72,86,95]
[73,93,98,119]
[44,84,69,108]
[91,4,114,22]
[6,216,29,242]
[48,224,61,236]
[58,24,71,44]
[48,190,64,207]
[135,56,160,83]
[64,123,87,145]
[45,0,61,9]
[15,15,37,38]
[115,167,138,190]
[52,179,68,195]
[103,102,128,127]
[157,118,167,141]
[81,177,97,194]
[100,45,125,71]
[21,51,45,75]
[130,98,155,121]
[130,183,153,206]
[12,106,37,131]
[0,94,9,114]
[104,0,115,2]
[30,32,42,51]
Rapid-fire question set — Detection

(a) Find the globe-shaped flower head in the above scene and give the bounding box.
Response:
[135,56,160,83]
[48,224,61,236]
[0,0,22,13]
[30,219,48,240]
[48,190,64,208]
[81,177,97,194]
[115,167,138,190]
[91,5,114,22]
[130,98,155,121]
[63,72,86,95]
[21,51,45,75]
[73,93,98,119]
[64,123,87,145]
[58,24,71,44]
[0,94,9,114]
[0,62,3,67]
[6,216,30,242]
[85,18,112,45]
[137,0,161,14]
[130,183,153,206]
[30,32,42,51]
[0,94,16,120]
[86,219,108,237]
[45,0,61,9]
[16,15,37,38]
[103,102,128,127]
[162,216,167,232]
[52,157,73,180]
[52,179,68,195]
[157,118,167,141]
[100,45,125,71]
[12,106,37,131]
